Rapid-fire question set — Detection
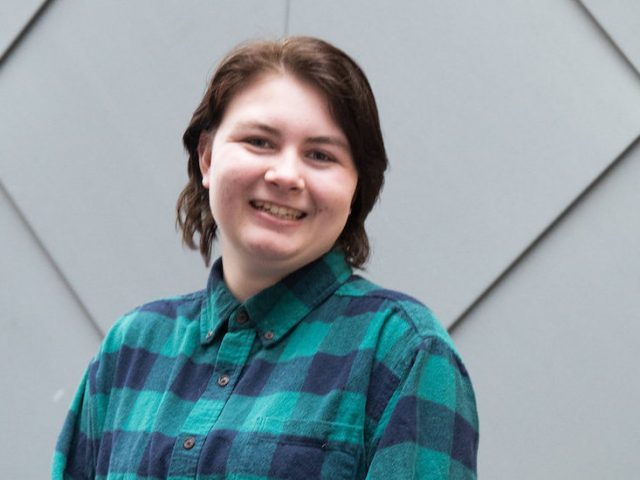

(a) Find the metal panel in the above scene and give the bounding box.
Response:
[0,0,286,333]
[581,0,640,73]
[452,140,640,479]
[0,186,102,478]
[0,0,44,58]
[289,0,640,326]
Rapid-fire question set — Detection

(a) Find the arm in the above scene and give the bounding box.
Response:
[365,336,479,479]
[52,362,98,480]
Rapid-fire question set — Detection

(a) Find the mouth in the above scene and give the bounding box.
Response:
[250,200,306,221]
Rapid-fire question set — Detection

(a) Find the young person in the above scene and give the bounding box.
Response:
[54,36,478,479]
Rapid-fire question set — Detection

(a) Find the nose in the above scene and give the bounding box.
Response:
[264,149,305,191]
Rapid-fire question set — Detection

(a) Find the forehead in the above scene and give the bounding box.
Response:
[220,73,344,134]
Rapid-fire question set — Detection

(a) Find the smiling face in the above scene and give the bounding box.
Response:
[198,73,358,293]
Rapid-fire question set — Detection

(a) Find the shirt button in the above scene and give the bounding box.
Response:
[183,436,196,450]
[263,331,274,341]
[236,311,248,325]
[217,374,230,387]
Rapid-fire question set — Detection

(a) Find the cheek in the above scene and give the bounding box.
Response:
[208,168,246,217]
[313,170,357,207]
[317,185,356,223]
[331,179,357,212]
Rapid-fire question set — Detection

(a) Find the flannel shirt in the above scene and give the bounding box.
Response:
[53,250,478,479]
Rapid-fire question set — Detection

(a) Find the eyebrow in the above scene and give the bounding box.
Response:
[235,121,350,152]
[236,121,281,137]
[306,136,350,152]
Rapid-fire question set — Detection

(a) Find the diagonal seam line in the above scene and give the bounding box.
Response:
[0,0,57,68]
[449,132,640,334]
[0,179,104,339]
[575,0,640,80]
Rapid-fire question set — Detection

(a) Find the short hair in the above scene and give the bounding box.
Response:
[177,36,388,268]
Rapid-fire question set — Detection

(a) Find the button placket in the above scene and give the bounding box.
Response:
[171,330,257,476]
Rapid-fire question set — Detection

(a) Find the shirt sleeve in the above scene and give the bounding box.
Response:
[52,360,99,480]
[365,336,479,479]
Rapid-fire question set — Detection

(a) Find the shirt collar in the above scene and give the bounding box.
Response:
[200,249,352,347]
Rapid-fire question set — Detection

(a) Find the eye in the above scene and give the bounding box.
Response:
[245,137,273,149]
[307,150,334,162]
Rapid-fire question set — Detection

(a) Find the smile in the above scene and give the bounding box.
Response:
[250,200,306,220]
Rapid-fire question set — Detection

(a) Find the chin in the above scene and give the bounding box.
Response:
[247,242,323,270]
[246,241,301,263]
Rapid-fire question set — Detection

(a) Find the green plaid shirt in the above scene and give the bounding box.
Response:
[54,250,478,479]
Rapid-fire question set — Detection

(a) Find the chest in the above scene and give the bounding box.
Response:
[100,319,377,479]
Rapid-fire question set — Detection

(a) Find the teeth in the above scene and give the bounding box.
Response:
[252,201,304,220]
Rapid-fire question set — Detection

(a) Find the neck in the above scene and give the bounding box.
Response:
[220,250,290,302]
[224,267,281,302]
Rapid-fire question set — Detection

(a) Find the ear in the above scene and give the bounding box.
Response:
[198,132,213,189]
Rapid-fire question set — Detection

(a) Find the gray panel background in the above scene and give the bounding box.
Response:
[0,184,101,478]
[454,140,640,479]
[2,1,639,477]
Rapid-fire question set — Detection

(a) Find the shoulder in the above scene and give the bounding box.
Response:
[100,289,207,354]
[335,275,454,348]
[88,289,207,394]
[329,274,470,386]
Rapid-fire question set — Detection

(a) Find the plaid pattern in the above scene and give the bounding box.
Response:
[53,250,478,479]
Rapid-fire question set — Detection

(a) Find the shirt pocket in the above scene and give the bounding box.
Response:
[234,416,363,480]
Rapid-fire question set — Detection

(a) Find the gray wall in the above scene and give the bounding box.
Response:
[1,1,639,477]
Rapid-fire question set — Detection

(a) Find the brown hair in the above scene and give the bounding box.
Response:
[177,36,388,268]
